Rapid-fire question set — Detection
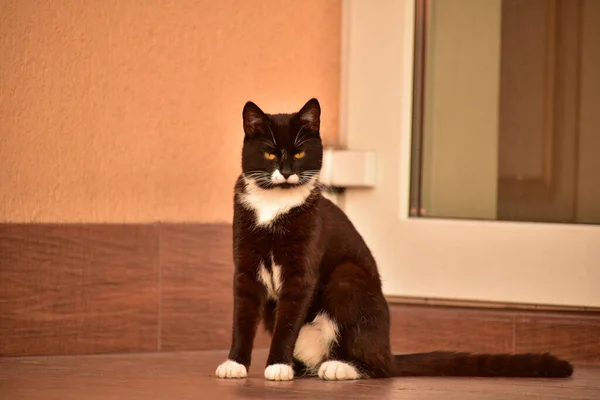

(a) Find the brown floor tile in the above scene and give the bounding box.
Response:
[0,224,159,356]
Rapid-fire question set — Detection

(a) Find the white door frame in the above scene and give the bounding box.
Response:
[339,0,600,308]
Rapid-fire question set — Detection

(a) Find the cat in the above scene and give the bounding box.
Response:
[215,98,574,381]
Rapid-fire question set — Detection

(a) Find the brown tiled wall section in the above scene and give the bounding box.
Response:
[1,223,599,363]
[158,224,270,351]
[0,224,159,356]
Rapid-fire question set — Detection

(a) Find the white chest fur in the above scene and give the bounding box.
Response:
[239,177,316,226]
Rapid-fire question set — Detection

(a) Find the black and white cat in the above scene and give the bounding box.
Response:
[215,98,573,381]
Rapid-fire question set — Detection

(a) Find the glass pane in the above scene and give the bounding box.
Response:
[411,0,600,224]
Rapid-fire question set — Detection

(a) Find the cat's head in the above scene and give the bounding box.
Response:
[241,98,323,190]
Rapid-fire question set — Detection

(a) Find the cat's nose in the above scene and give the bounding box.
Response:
[280,166,293,179]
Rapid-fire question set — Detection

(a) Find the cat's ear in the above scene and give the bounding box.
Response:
[296,98,321,133]
[242,101,267,137]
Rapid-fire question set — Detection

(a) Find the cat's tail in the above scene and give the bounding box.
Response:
[392,351,573,378]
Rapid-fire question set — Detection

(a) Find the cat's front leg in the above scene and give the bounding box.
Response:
[215,267,265,379]
[264,269,315,381]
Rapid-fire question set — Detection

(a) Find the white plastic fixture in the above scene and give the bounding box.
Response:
[320,148,376,188]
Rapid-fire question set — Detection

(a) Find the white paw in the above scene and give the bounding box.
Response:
[215,360,247,379]
[264,364,294,381]
[318,361,361,380]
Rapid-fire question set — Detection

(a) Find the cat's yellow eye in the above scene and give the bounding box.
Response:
[264,152,276,160]
[294,151,306,159]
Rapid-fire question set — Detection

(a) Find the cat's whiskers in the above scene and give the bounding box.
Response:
[295,138,311,148]
[294,126,307,147]
[301,172,320,179]
[302,169,321,175]
[244,169,268,175]
[244,171,270,179]
[258,140,276,149]
[245,176,270,183]
[245,172,276,188]
[267,124,277,145]
[300,170,321,184]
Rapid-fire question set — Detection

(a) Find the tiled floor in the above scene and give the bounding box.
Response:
[1,350,599,399]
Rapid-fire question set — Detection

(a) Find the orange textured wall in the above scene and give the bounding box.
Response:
[0,0,341,222]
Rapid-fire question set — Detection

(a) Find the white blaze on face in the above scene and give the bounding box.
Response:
[271,169,286,184]
[287,174,299,184]
[271,169,300,185]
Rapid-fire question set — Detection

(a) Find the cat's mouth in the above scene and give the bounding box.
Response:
[274,182,302,190]
[244,175,305,190]
[243,170,318,190]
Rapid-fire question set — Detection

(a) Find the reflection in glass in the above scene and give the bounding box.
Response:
[411,0,600,224]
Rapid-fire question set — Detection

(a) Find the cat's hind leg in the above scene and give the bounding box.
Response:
[292,312,339,374]
[318,262,395,380]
